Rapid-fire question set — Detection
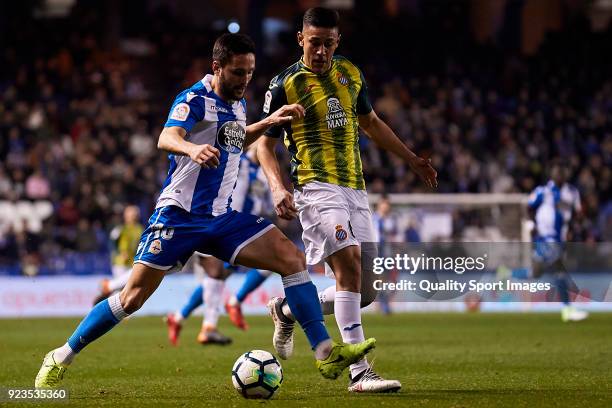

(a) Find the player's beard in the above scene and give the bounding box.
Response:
[220,78,246,101]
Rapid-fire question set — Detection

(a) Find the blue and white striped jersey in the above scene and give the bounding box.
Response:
[157,75,247,216]
[528,180,581,242]
[231,151,272,216]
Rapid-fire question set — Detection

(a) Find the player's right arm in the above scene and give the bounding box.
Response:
[527,186,544,210]
[158,127,220,168]
[257,136,298,220]
[256,76,298,220]
[157,89,220,168]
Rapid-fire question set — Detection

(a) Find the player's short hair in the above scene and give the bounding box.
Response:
[303,7,340,29]
[212,33,255,66]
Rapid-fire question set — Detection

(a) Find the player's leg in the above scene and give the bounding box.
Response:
[93,265,131,305]
[534,241,587,322]
[295,185,372,377]
[36,206,195,388]
[235,269,273,303]
[233,226,375,379]
[296,184,400,392]
[226,268,273,330]
[551,261,588,322]
[35,263,165,388]
[197,257,232,345]
[343,197,401,392]
[165,283,203,346]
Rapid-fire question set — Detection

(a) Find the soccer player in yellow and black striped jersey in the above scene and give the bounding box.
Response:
[259,7,437,393]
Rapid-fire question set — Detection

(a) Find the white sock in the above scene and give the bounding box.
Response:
[53,343,76,365]
[318,285,336,315]
[107,272,131,292]
[335,290,369,377]
[173,311,184,324]
[314,338,333,360]
[228,295,239,306]
[203,276,224,328]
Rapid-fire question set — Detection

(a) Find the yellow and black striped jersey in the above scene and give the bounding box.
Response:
[111,223,144,267]
[262,55,372,190]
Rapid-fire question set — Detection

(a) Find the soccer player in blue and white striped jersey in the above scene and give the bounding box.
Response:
[528,164,588,322]
[35,33,375,389]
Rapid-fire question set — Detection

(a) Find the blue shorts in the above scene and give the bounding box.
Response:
[533,236,564,265]
[134,206,274,271]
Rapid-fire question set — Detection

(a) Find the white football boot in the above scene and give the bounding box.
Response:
[267,297,295,360]
[561,306,588,322]
[348,365,402,393]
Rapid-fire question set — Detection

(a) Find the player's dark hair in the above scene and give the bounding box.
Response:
[212,33,255,66]
[302,7,340,29]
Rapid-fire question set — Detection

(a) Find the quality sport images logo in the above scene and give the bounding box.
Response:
[217,121,246,154]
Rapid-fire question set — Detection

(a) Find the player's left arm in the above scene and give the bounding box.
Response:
[359,110,437,189]
[244,104,305,147]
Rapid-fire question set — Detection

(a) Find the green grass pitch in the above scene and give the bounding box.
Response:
[1,313,611,407]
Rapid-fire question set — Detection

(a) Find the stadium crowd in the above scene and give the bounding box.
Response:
[0,3,610,274]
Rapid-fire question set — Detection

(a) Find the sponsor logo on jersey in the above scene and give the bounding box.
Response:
[170,103,190,121]
[217,121,246,154]
[326,97,348,129]
[149,239,162,255]
[263,90,272,114]
[304,84,316,93]
[208,104,229,113]
[335,224,348,241]
[186,92,198,103]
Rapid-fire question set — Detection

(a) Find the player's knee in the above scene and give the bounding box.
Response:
[336,273,360,292]
[206,266,230,280]
[330,247,362,291]
[275,243,306,274]
[120,287,148,314]
[283,247,307,273]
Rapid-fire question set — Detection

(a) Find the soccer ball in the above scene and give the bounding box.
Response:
[231,350,283,399]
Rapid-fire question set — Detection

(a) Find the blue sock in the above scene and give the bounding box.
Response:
[236,269,268,303]
[67,294,128,353]
[556,276,570,305]
[511,267,530,279]
[282,271,330,349]
[180,285,204,319]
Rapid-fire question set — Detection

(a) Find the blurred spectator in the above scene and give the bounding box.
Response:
[25,170,51,199]
[0,2,609,275]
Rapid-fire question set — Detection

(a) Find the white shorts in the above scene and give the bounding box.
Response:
[294,181,376,266]
[111,264,131,278]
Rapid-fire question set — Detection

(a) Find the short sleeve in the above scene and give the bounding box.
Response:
[356,69,373,115]
[528,187,544,209]
[164,90,205,132]
[261,76,288,138]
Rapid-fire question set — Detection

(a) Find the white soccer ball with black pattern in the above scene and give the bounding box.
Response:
[231,350,283,399]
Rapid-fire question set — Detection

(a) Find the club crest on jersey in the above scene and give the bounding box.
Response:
[326,97,348,129]
[149,239,162,255]
[217,121,245,154]
[336,72,350,86]
[335,224,348,241]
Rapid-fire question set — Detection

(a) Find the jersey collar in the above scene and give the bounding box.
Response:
[298,57,334,77]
